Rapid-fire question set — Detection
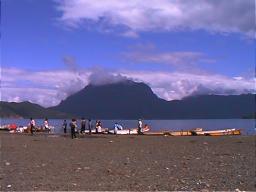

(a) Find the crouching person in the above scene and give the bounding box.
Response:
[114,122,123,134]
[95,120,102,133]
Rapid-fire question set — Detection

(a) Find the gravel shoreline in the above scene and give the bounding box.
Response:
[1,132,255,191]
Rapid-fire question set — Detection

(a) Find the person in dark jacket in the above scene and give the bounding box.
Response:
[88,119,92,135]
[80,117,86,134]
[62,119,67,134]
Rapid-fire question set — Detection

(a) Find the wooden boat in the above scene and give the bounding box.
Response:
[168,128,241,136]
[169,130,193,136]
[194,128,241,136]
[84,127,241,136]
[143,131,169,136]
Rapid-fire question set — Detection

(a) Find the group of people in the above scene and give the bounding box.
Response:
[62,118,101,139]
[29,118,52,135]
[28,118,147,138]
[63,118,147,139]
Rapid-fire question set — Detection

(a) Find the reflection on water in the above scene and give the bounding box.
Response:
[1,119,255,135]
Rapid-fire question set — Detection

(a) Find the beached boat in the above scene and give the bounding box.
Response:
[82,126,150,135]
[84,128,109,134]
[194,128,241,136]
[168,128,241,136]
[169,130,193,136]
[0,124,18,131]
[143,131,170,136]
[1,123,56,133]
[108,128,138,135]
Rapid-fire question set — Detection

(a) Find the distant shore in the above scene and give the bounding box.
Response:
[1,132,255,191]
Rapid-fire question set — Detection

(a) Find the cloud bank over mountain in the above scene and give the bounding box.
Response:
[56,0,254,38]
[1,66,255,107]
[2,0,254,108]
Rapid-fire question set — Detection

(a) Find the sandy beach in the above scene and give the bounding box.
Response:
[0,132,255,191]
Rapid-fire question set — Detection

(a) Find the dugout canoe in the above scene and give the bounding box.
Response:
[168,128,241,136]
[194,128,241,136]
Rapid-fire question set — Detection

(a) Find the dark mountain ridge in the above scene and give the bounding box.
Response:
[0,101,70,119]
[52,80,169,119]
[51,80,255,119]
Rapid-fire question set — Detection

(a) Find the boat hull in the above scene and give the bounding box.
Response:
[195,129,241,136]
[169,131,193,136]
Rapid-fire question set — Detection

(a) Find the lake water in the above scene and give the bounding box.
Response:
[1,118,255,135]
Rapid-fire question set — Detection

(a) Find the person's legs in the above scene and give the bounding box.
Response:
[31,126,34,135]
[81,126,85,134]
[138,127,142,135]
[88,125,91,134]
[71,128,74,139]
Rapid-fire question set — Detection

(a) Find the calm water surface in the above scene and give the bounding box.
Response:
[1,119,255,135]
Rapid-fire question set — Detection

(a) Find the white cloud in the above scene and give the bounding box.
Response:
[233,76,244,80]
[88,67,129,86]
[1,66,255,107]
[55,0,254,38]
[124,50,215,68]
[121,70,255,100]
[3,87,58,107]
[1,67,90,107]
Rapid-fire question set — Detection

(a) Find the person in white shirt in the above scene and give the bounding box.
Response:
[44,118,50,133]
[30,118,36,135]
[138,119,143,135]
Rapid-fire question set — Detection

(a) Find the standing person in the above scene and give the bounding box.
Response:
[80,117,86,134]
[95,120,99,134]
[88,119,92,134]
[137,119,143,135]
[44,118,50,133]
[70,118,77,139]
[114,122,118,134]
[62,119,67,134]
[30,118,36,135]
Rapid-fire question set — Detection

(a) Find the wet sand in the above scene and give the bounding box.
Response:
[0,132,255,191]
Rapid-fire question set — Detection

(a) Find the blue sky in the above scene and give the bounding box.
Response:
[1,0,255,106]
